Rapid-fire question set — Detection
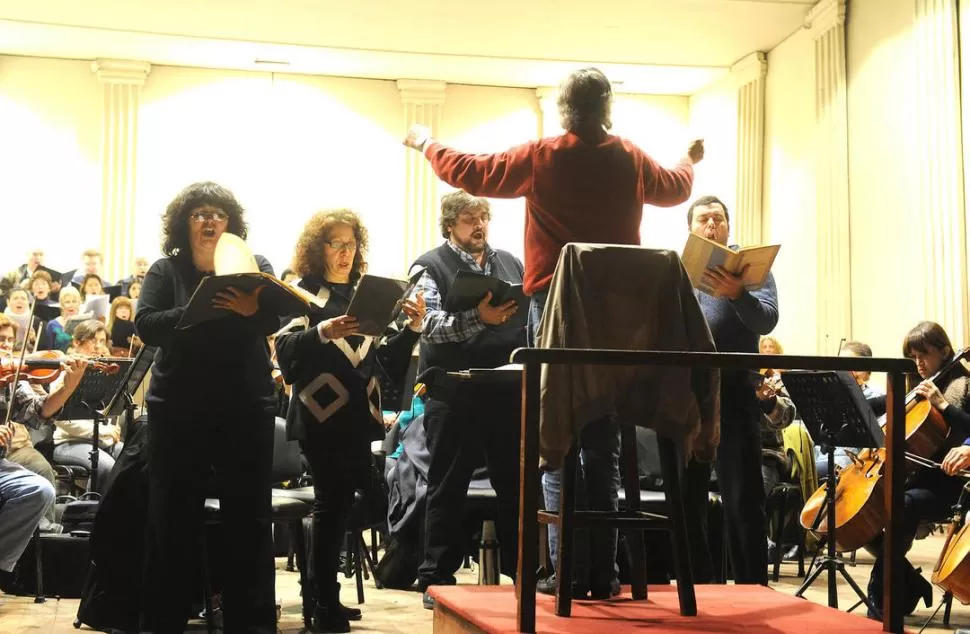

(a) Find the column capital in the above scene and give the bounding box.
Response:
[91,59,151,86]
[804,0,846,39]
[730,52,767,88]
[397,80,446,105]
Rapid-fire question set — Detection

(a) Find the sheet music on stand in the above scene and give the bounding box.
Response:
[780,370,883,449]
[58,358,135,421]
[101,344,156,418]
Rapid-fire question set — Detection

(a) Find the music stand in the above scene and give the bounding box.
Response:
[781,370,882,611]
[57,347,154,493]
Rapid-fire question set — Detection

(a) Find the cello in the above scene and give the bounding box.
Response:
[800,350,970,549]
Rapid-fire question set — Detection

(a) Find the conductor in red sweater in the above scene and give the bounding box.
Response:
[404,67,704,597]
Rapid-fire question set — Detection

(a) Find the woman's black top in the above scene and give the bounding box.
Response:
[134,254,280,415]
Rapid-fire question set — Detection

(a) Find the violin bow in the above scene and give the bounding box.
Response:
[4,297,38,427]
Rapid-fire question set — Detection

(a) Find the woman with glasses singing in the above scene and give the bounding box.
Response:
[275,209,425,633]
[134,181,279,633]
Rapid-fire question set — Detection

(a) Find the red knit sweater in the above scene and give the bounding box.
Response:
[424,131,695,294]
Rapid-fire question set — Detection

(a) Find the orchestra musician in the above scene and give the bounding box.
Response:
[864,321,970,619]
[134,182,279,633]
[275,209,425,633]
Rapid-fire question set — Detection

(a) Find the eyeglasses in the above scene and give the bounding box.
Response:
[326,240,357,253]
[190,211,229,224]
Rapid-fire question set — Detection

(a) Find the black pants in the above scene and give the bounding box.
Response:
[684,411,767,585]
[866,469,963,608]
[299,425,360,608]
[418,379,521,587]
[144,404,276,633]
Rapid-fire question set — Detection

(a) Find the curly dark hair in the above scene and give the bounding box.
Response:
[558,67,613,133]
[291,209,369,284]
[161,182,248,257]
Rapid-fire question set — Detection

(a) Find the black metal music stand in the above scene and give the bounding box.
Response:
[782,370,882,611]
[57,353,143,494]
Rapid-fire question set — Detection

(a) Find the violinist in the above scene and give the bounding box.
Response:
[0,313,86,586]
[275,209,425,632]
[48,319,122,492]
[135,181,280,633]
[865,321,970,619]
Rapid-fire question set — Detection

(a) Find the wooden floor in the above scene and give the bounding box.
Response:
[1,531,967,633]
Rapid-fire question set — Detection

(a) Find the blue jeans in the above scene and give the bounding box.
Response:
[0,459,54,571]
[814,446,860,479]
[530,289,621,587]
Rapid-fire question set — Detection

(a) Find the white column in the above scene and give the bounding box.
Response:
[398,80,446,271]
[731,52,767,247]
[91,59,150,283]
[536,87,563,138]
[805,0,851,353]
[915,0,968,343]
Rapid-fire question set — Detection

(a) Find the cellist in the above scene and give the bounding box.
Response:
[865,321,970,619]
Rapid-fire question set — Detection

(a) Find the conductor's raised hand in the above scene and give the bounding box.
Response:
[213,285,265,317]
[402,292,426,333]
[687,139,705,164]
[478,291,517,326]
[403,124,432,152]
[318,315,360,340]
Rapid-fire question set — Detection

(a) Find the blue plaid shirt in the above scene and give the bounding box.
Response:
[412,241,495,344]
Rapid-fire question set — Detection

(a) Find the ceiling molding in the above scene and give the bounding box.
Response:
[0,18,727,96]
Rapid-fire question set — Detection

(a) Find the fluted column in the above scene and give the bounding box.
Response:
[732,52,767,247]
[399,80,446,271]
[92,59,150,282]
[805,0,851,353]
[915,0,968,343]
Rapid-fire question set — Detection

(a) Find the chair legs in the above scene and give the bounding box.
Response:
[619,425,647,601]
[32,529,45,604]
[657,435,696,617]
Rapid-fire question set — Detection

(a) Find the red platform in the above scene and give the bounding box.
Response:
[429,584,899,633]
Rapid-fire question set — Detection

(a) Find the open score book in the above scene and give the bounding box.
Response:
[681,233,781,294]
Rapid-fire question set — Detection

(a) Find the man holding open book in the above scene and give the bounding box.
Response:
[681,195,779,586]
[410,191,526,609]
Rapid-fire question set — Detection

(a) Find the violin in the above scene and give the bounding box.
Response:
[0,350,121,385]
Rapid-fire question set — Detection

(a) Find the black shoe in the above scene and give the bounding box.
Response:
[905,568,933,615]
[340,603,362,621]
[423,591,435,610]
[310,603,351,633]
[588,578,622,600]
[536,573,590,599]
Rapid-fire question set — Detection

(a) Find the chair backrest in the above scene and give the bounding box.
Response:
[270,417,303,484]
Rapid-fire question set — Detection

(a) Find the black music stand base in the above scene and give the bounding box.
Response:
[794,439,873,613]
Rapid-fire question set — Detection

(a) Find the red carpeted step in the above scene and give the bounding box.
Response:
[428,584,896,633]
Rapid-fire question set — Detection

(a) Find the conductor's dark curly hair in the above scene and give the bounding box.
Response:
[161,182,248,257]
[291,209,369,285]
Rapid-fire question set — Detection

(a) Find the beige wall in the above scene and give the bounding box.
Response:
[846,0,924,358]
[0,56,102,274]
[763,27,817,355]
[1,60,694,279]
[688,76,738,229]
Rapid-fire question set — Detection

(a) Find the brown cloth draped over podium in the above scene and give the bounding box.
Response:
[535,243,721,470]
